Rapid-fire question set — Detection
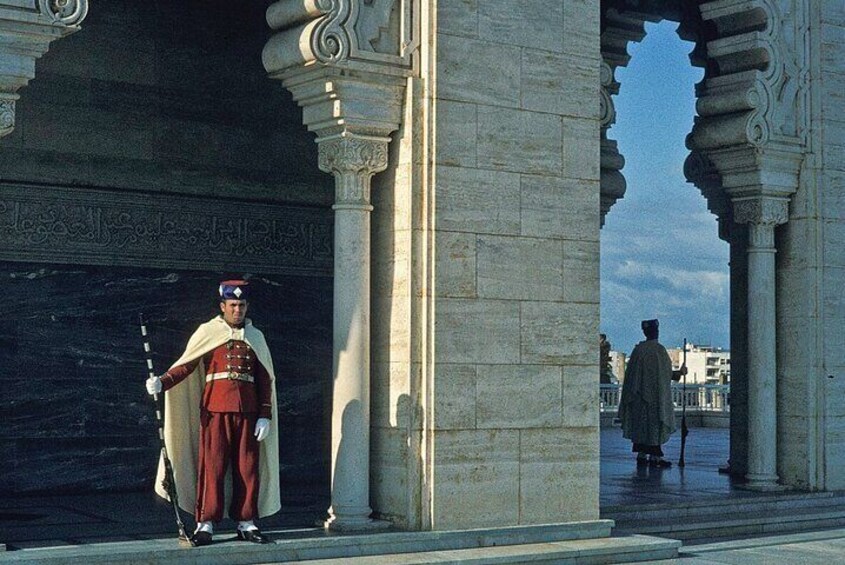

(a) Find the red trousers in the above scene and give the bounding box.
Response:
[196,412,260,522]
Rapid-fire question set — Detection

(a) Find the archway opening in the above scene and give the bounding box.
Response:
[599,19,732,509]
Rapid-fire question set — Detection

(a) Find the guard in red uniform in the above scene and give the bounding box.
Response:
[146,280,280,546]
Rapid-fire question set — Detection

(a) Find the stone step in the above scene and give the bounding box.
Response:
[611,506,845,544]
[295,535,680,564]
[0,533,679,565]
[602,491,845,523]
[0,520,675,565]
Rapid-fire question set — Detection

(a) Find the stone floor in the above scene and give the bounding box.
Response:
[600,426,765,508]
[0,426,787,552]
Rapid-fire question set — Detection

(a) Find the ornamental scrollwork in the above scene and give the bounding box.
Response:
[39,0,89,26]
[0,99,15,138]
[599,61,615,130]
[312,0,354,64]
[264,0,413,76]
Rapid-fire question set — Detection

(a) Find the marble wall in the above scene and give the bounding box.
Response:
[0,264,332,496]
[0,0,337,497]
[0,0,333,207]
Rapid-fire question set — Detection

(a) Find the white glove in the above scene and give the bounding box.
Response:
[145,375,162,395]
[254,418,270,442]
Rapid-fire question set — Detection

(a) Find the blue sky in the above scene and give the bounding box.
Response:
[599,21,730,355]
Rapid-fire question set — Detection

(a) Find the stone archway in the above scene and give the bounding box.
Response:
[599,0,810,490]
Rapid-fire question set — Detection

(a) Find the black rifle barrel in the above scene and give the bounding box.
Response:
[679,338,689,468]
[139,313,191,545]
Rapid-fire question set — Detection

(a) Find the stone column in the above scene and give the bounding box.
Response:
[734,197,788,490]
[262,0,415,530]
[318,133,391,530]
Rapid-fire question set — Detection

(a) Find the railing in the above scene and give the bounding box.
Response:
[600,383,730,413]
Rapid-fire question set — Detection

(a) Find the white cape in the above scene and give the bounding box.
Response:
[154,315,281,518]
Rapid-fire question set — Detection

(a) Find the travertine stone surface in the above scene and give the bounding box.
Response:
[477,236,563,301]
[435,299,521,365]
[370,81,419,528]
[519,428,599,523]
[436,101,478,168]
[478,0,564,52]
[435,166,521,235]
[477,107,562,175]
[521,176,600,241]
[433,364,478,431]
[520,302,598,366]
[437,34,521,107]
[432,430,520,528]
[476,365,562,429]
[563,366,600,428]
[563,240,600,304]
[776,4,845,491]
[430,0,601,529]
[436,231,477,299]
[521,49,599,119]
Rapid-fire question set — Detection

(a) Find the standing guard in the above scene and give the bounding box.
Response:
[145,279,281,546]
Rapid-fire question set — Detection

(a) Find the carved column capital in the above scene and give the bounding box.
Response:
[732,196,789,227]
[732,196,788,250]
[318,134,389,207]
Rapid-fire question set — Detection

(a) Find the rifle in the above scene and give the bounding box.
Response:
[139,314,193,547]
[678,338,689,468]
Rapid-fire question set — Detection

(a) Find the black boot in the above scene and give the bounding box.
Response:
[236,528,271,544]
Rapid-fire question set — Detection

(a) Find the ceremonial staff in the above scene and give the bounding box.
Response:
[678,338,689,468]
[139,313,193,546]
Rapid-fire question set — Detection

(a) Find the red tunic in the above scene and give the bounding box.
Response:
[160,336,274,521]
[161,339,272,420]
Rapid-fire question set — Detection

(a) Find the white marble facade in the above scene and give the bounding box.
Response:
[3,0,844,535]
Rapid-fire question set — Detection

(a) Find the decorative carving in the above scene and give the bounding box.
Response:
[312,0,354,64]
[318,135,390,205]
[599,61,615,130]
[0,98,15,138]
[732,197,789,227]
[691,0,809,152]
[356,0,399,55]
[264,0,415,76]
[598,6,656,225]
[39,0,89,26]
[0,184,333,275]
[600,1,809,228]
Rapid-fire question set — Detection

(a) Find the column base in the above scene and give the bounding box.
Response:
[324,514,392,533]
[739,473,786,492]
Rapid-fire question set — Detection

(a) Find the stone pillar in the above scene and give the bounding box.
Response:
[318,133,390,530]
[734,197,788,490]
[262,0,414,530]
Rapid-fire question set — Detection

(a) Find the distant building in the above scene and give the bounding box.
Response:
[668,343,731,385]
[609,351,626,384]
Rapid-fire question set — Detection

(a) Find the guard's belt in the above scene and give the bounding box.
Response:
[205,372,255,383]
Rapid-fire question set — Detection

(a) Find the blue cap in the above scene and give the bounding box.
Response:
[219,279,250,301]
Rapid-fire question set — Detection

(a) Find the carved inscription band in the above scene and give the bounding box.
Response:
[0,184,333,275]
